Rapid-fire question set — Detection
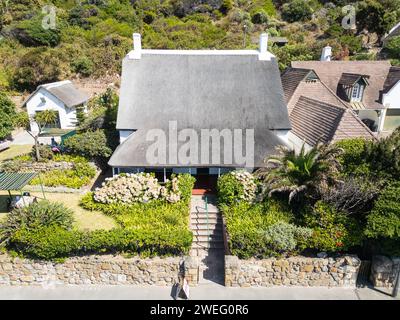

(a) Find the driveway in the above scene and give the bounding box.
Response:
[11,131,60,146]
[0,283,396,300]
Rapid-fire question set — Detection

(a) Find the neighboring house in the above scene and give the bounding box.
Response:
[383,21,400,45]
[23,80,89,133]
[281,67,376,151]
[284,54,400,137]
[382,67,400,132]
[108,33,292,179]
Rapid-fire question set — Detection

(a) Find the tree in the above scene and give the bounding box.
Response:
[13,48,70,91]
[366,127,400,180]
[63,130,112,160]
[257,144,343,203]
[0,92,16,141]
[281,0,313,23]
[385,36,400,59]
[16,110,58,161]
[365,182,400,239]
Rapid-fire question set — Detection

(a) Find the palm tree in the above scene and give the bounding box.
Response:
[257,143,343,203]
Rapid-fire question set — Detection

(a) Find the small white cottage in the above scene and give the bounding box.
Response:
[23,80,89,132]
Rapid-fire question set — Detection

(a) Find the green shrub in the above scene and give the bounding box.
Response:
[263,222,313,254]
[217,171,257,206]
[281,0,313,23]
[0,201,74,245]
[251,9,269,24]
[15,15,61,47]
[221,198,295,258]
[8,190,194,260]
[11,226,86,260]
[10,225,193,260]
[175,173,196,204]
[30,144,53,161]
[71,56,94,77]
[366,127,400,180]
[0,92,17,141]
[365,183,400,239]
[12,47,70,91]
[220,0,233,14]
[334,138,371,176]
[63,129,112,160]
[302,201,364,252]
[30,161,96,189]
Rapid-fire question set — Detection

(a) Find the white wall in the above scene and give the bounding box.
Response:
[26,88,79,132]
[383,81,400,109]
[272,130,290,145]
[119,130,134,143]
[286,131,312,153]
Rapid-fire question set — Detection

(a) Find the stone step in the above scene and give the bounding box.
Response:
[192,229,223,236]
[191,242,225,250]
[191,206,219,214]
[191,223,222,231]
[191,210,220,216]
[190,218,222,227]
[193,234,224,243]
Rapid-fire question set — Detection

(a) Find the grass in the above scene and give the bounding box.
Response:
[0,191,117,231]
[0,145,31,161]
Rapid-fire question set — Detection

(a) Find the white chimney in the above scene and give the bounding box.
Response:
[259,33,269,60]
[129,33,142,59]
[320,46,332,61]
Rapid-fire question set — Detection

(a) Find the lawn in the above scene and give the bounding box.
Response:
[0,191,117,231]
[0,145,31,161]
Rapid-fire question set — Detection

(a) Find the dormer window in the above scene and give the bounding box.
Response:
[351,83,364,102]
[338,73,370,103]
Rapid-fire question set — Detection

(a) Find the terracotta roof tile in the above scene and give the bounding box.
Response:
[383,66,400,93]
[290,96,376,146]
[291,61,392,110]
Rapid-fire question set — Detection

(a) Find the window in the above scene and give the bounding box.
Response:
[351,83,364,102]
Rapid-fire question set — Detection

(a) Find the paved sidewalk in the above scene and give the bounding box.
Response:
[0,283,396,300]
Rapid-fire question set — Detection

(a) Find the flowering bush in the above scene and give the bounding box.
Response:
[93,173,189,204]
[217,170,258,205]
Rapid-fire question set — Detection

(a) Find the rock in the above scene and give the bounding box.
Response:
[302,265,314,273]
[317,252,328,259]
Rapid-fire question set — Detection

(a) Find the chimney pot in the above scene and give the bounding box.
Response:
[259,33,269,61]
[130,33,142,59]
[320,46,332,61]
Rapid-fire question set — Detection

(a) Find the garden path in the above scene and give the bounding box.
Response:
[190,195,225,285]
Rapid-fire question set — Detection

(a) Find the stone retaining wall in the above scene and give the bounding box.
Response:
[0,254,199,286]
[370,255,400,288]
[225,255,361,287]
[0,161,75,172]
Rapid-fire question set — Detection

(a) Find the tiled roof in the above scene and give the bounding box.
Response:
[383,66,400,93]
[291,61,392,110]
[281,68,313,104]
[338,73,370,86]
[290,96,345,145]
[290,96,376,146]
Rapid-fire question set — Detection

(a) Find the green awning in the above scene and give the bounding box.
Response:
[0,172,38,191]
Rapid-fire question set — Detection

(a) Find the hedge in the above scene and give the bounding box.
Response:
[11,226,193,260]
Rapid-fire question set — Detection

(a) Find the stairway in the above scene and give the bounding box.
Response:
[190,195,225,284]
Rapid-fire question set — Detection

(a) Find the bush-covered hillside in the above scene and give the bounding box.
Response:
[1,0,400,94]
